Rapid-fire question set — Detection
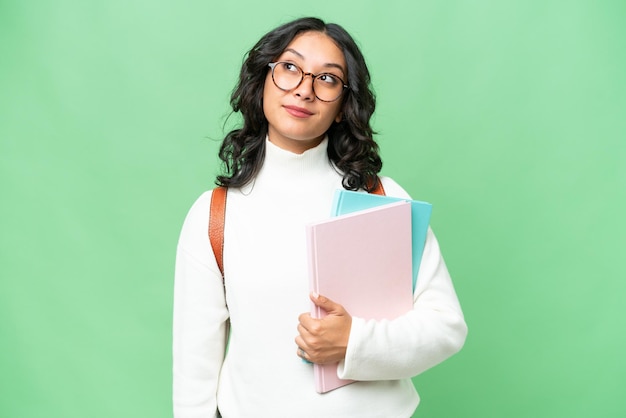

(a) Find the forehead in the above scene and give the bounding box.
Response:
[279,31,346,72]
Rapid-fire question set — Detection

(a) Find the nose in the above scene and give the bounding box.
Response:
[293,72,315,101]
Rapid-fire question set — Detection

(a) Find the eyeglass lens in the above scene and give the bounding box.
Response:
[271,62,345,102]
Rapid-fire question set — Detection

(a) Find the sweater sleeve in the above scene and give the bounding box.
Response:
[173,191,229,418]
[337,178,468,381]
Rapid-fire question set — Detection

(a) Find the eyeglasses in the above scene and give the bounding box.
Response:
[268,62,348,102]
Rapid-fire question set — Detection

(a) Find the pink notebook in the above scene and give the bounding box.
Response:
[305,201,413,393]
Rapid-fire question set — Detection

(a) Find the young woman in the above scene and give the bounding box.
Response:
[173,17,467,418]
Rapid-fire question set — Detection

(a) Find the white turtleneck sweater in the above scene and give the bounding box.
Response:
[173,138,467,418]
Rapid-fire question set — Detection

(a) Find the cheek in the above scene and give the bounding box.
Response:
[262,74,271,98]
[263,75,282,109]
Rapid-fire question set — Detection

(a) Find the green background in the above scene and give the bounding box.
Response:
[1,1,625,417]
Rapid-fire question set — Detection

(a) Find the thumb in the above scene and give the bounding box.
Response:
[310,292,343,314]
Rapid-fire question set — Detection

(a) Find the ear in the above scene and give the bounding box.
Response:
[335,112,343,123]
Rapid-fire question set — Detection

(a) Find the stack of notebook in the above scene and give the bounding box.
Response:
[305,190,432,393]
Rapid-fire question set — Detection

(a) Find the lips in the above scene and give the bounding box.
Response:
[283,105,314,118]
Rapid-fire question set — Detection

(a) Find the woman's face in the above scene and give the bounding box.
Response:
[263,31,346,154]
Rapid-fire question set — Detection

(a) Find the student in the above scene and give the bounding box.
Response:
[173,16,467,418]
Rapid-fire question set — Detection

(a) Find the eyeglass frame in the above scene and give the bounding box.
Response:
[267,62,348,102]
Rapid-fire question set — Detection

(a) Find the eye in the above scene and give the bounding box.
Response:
[281,62,299,73]
[318,73,340,86]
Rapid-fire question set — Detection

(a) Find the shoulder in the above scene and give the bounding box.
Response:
[176,190,215,256]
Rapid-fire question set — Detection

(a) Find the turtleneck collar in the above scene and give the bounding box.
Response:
[262,135,333,176]
[240,136,337,194]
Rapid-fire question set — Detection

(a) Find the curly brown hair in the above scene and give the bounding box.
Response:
[216,17,382,191]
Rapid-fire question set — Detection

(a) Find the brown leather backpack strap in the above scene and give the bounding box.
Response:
[209,186,227,278]
[371,177,386,196]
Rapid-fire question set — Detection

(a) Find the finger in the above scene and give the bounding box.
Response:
[310,292,342,314]
[298,347,309,359]
[298,314,318,334]
[297,346,313,364]
[298,312,312,326]
[295,334,308,351]
[297,323,311,338]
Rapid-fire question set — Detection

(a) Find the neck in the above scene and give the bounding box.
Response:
[266,130,325,154]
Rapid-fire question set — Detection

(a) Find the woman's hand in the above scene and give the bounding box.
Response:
[295,293,352,364]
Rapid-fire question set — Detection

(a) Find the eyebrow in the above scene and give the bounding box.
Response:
[282,48,346,76]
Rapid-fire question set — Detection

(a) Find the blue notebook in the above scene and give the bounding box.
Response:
[331,190,432,291]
